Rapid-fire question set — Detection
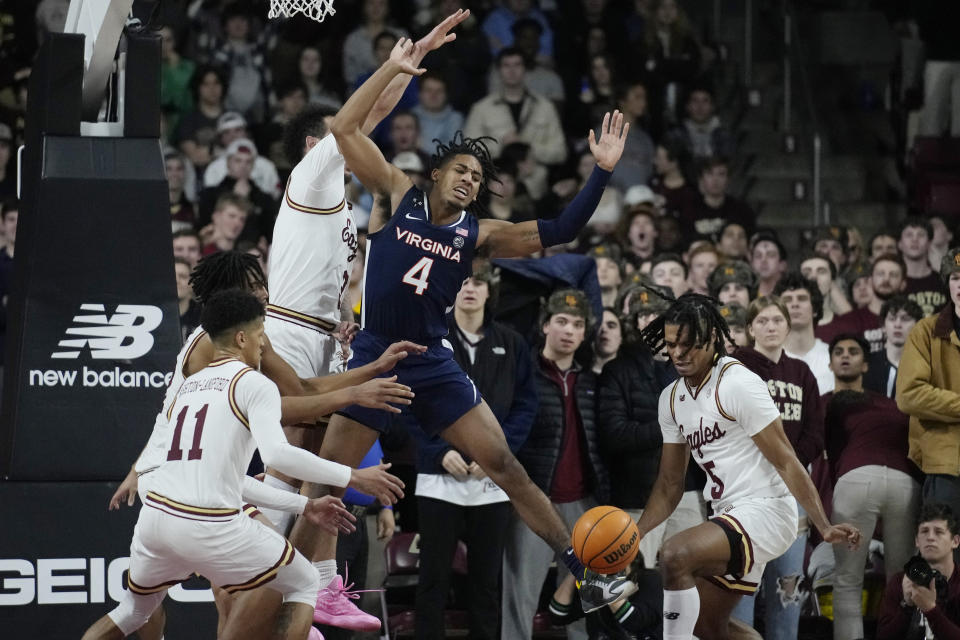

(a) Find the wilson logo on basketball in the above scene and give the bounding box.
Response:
[602,529,638,565]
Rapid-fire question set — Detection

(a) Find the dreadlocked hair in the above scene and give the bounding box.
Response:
[639,292,733,358]
[431,131,499,217]
[189,251,267,305]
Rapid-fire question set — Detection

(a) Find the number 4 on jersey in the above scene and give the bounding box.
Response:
[402,257,434,295]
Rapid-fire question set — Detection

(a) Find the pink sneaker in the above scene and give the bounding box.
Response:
[313,574,381,631]
[308,626,324,640]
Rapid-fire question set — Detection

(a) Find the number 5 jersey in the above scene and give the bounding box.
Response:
[658,356,791,512]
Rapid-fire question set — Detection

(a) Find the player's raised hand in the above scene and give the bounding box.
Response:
[388,38,426,77]
[349,462,406,505]
[414,8,470,56]
[374,340,428,373]
[351,375,415,413]
[589,110,630,172]
[823,523,862,549]
[302,496,357,535]
[109,469,139,510]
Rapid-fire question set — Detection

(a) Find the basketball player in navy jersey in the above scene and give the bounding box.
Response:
[282,31,631,611]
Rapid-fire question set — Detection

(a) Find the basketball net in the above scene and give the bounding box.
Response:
[268,0,336,23]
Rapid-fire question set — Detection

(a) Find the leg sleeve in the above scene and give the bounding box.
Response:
[107,590,167,637]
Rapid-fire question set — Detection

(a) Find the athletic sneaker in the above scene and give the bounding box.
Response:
[313,575,381,631]
[308,626,324,640]
[578,570,638,613]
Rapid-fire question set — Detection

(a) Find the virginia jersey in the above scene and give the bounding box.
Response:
[658,356,789,511]
[147,358,280,512]
[135,326,207,475]
[268,134,357,328]
[361,186,479,341]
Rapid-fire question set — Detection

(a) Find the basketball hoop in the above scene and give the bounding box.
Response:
[268,0,336,23]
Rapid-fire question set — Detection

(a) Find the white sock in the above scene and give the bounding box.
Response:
[663,586,700,640]
[313,559,337,590]
[258,476,298,536]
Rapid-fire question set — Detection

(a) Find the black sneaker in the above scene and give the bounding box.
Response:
[577,570,638,613]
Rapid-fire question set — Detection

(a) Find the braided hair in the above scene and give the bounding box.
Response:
[189,251,268,304]
[431,131,499,217]
[640,292,733,358]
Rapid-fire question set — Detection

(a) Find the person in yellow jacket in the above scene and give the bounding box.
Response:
[897,246,960,512]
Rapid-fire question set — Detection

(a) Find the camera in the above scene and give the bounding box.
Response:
[905,555,949,603]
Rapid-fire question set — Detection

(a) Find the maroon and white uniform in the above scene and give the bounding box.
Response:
[658,356,798,594]
[266,134,358,377]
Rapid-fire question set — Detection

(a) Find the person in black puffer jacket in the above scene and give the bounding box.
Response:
[502,288,610,640]
[598,286,706,570]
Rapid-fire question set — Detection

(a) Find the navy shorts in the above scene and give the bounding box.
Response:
[336,330,482,436]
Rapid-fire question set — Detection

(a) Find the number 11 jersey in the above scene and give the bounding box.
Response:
[658,356,790,512]
[148,358,280,513]
[361,186,478,342]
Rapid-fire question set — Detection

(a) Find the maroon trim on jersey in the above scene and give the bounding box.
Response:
[228,368,255,430]
[221,539,295,593]
[266,303,337,334]
[714,361,744,422]
[713,513,756,576]
[283,176,346,215]
[145,491,239,521]
[127,575,191,595]
[685,369,713,400]
[704,575,759,594]
[208,357,242,368]
[182,330,207,377]
[243,504,262,519]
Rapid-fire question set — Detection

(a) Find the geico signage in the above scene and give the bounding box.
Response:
[28,304,172,389]
[0,558,213,605]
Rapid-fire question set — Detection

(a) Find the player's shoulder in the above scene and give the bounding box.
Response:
[658,378,682,421]
[715,356,762,389]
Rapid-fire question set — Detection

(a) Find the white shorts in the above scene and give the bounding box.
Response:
[707,495,798,595]
[127,493,318,605]
[265,314,344,378]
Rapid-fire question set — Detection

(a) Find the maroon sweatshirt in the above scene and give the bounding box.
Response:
[733,347,825,466]
[877,566,960,640]
[823,389,921,482]
[816,306,883,353]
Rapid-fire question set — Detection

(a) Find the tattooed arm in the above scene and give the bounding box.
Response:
[476,111,627,258]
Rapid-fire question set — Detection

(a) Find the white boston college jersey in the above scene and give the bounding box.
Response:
[659,356,790,511]
[135,326,207,475]
[147,358,279,513]
[267,134,357,328]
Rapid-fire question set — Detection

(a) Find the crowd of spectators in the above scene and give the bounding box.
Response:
[2,1,960,639]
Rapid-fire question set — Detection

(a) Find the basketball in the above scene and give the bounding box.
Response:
[571,506,640,574]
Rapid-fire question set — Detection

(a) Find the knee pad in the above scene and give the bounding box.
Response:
[273,552,321,607]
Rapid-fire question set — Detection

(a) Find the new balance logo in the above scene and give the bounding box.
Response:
[52,304,163,360]
[664,611,680,620]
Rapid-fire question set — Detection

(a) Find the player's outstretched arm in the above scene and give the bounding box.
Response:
[299,340,428,395]
[752,419,862,549]
[280,377,415,424]
[477,110,629,258]
[331,40,421,219]
[634,442,689,539]
[361,9,470,135]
